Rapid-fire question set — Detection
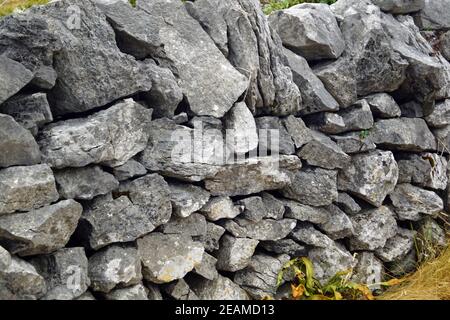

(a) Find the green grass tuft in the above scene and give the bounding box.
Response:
[262,0,337,15]
[0,0,49,17]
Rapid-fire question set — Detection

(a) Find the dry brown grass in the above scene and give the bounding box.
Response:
[0,0,49,16]
[378,242,450,300]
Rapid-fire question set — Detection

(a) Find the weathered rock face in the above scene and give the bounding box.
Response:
[137,233,204,284]
[0,164,59,215]
[0,114,41,168]
[338,150,399,207]
[29,248,90,300]
[269,3,345,61]
[0,200,82,257]
[1,0,449,301]
[38,99,153,169]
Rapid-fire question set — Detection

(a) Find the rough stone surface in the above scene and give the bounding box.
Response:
[189,275,249,300]
[163,279,199,300]
[425,100,450,128]
[196,222,226,253]
[238,196,267,222]
[290,223,335,248]
[112,160,147,182]
[283,200,330,225]
[282,116,312,149]
[351,252,384,290]
[309,245,356,284]
[88,245,142,293]
[54,166,119,200]
[224,102,259,155]
[137,233,204,284]
[255,117,295,155]
[442,31,450,61]
[29,248,90,300]
[103,283,149,300]
[269,4,345,61]
[338,150,399,207]
[365,93,402,118]
[0,55,33,105]
[281,167,338,207]
[390,184,444,220]
[216,235,259,272]
[200,197,243,222]
[260,239,307,257]
[169,183,210,218]
[221,218,297,241]
[413,0,450,30]
[335,192,362,215]
[331,132,377,154]
[38,99,153,169]
[0,164,59,215]
[316,204,354,240]
[160,213,207,238]
[334,100,375,134]
[349,206,398,251]
[0,93,53,136]
[370,118,437,152]
[0,200,82,257]
[372,0,424,14]
[375,228,416,262]
[0,114,41,168]
[193,252,218,281]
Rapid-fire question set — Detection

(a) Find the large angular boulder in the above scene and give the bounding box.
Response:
[269,3,345,61]
[204,156,302,196]
[100,0,248,118]
[413,0,450,30]
[397,153,448,190]
[0,93,53,136]
[0,114,41,168]
[88,245,142,293]
[221,218,297,241]
[370,118,436,152]
[281,167,338,207]
[234,254,290,299]
[137,233,204,284]
[389,184,444,221]
[0,55,33,105]
[365,93,401,119]
[216,235,259,272]
[186,0,301,116]
[0,164,59,215]
[29,248,90,300]
[38,99,153,169]
[0,250,47,300]
[189,275,249,300]
[372,0,424,14]
[0,200,82,257]
[283,48,339,115]
[54,166,119,200]
[338,150,399,207]
[349,206,398,251]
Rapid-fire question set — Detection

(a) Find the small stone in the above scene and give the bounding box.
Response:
[195,222,226,253]
[255,117,295,155]
[297,131,351,170]
[316,204,354,240]
[290,223,335,248]
[0,55,33,105]
[160,213,207,238]
[425,100,450,128]
[306,112,345,135]
[281,167,338,207]
[221,218,297,241]
[234,254,290,299]
[261,192,285,220]
[417,217,447,248]
[193,252,218,281]
[399,101,426,118]
[216,235,259,272]
[413,0,450,30]
[31,65,57,90]
[389,184,444,220]
[54,166,119,200]
[260,239,307,257]
[372,0,424,14]
[309,245,355,284]
[330,132,377,154]
[238,197,266,222]
[88,245,142,293]
[103,284,148,300]
[269,3,345,61]
[338,150,399,207]
[137,233,204,284]
[370,118,437,152]
[168,182,210,218]
[29,248,90,300]
[282,116,312,149]
[397,153,448,190]
[112,160,147,182]
[0,114,41,168]
[0,200,82,257]
[351,252,384,290]
[441,31,450,61]
[386,249,417,277]
[283,200,330,225]
[335,192,362,215]
[189,275,249,300]
[375,228,416,263]
[365,93,401,118]
[0,164,58,215]
[334,99,374,134]
[0,93,53,136]
[200,196,242,222]
[224,102,259,155]
[349,206,398,251]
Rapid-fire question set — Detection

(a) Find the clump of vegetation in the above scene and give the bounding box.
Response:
[261,0,337,15]
[276,257,376,300]
[0,0,49,17]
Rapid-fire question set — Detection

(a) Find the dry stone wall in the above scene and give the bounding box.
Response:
[0,0,449,300]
